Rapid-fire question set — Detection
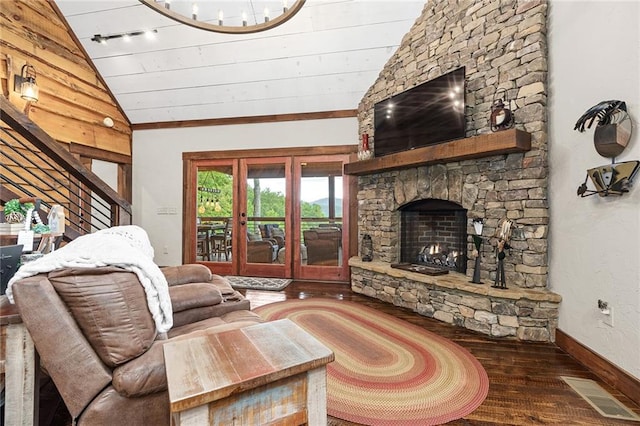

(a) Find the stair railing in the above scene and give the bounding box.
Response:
[1,96,131,238]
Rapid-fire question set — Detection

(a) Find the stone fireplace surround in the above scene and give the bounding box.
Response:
[348,143,561,342]
[347,0,560,342]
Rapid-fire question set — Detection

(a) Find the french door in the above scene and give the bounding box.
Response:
[185,152,351,281]
[188,159,237,276]
[238,157,292,278]
[294,155,350,281]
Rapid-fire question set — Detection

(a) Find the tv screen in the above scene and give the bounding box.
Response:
[373,67,466,157]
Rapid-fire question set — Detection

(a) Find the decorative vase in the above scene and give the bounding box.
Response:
[358,133,373,160]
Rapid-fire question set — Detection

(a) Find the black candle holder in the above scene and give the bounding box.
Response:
[492,242,510,289]
[470,218,484,284]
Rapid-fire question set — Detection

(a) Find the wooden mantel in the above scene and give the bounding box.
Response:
[344,128,531,175]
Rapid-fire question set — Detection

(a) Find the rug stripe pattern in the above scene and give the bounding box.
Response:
[254,299,489,426]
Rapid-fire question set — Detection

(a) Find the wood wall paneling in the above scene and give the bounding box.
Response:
[0,0,132,158]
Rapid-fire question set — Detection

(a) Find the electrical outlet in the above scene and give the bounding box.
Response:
[163,245,169,254]
[601,306,614,327]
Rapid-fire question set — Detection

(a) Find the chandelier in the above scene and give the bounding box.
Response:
[139,0,306,34]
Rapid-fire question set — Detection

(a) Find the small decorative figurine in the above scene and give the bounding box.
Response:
[490,88,514,132]
[493,218,513,289]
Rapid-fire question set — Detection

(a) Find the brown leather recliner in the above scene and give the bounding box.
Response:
[11,263,262,425]
[246,233,279,263]
[304,227,341,265]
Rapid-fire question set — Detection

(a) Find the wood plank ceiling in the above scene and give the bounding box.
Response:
[53,0,425,125]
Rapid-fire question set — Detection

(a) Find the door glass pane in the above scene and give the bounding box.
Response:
[300,162,343,266]
[196,166,233,263]
[246,163,286,264]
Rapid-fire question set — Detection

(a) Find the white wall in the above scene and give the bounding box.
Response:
[548,1,640,379]
[132,117,357,266]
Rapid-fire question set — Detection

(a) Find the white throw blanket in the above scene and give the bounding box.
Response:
[6,225,173,333]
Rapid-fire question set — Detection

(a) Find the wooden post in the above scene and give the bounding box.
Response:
[5,323,38,426]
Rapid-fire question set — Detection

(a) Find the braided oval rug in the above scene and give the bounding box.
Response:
[254,299,489,426]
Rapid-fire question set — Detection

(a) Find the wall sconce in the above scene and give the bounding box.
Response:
[574,100,638,197]
[577,161,640,197]
[14,64,39,102]
[470,219,484,284]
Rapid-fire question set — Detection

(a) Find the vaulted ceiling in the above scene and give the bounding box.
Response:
[54,0,425,125]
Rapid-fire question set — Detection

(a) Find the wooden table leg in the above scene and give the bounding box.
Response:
[306,367,328,426]
[5,323,38,426]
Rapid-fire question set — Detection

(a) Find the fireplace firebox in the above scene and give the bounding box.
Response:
[399,199,467,273]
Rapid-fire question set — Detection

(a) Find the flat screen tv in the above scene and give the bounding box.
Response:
[373,67,466,157]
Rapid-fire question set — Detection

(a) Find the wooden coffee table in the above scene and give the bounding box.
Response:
[163,318,334,426]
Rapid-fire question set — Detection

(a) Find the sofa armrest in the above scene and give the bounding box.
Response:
[112,341,167,397]
[114,310,264,398]
[270,235,284,247]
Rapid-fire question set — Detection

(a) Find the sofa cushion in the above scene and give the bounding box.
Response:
[303,230,318,241]
[48,267,156,367]
[271,226,285,238]
[169,282,222,313]
[210,274,236,295]
[161,264,212,286]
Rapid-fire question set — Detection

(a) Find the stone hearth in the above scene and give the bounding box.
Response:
[350,258,561,342]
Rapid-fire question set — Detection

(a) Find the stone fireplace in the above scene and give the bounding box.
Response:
[346,0,561,342]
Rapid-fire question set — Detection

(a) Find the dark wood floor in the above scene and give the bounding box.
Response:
[242,281,640,426]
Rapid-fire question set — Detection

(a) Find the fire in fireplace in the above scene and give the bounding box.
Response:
[399,199,467,273]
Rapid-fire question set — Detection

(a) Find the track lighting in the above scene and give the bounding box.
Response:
[91,29,158,44]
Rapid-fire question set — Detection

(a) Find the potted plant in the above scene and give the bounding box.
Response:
[3,199,34,224]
